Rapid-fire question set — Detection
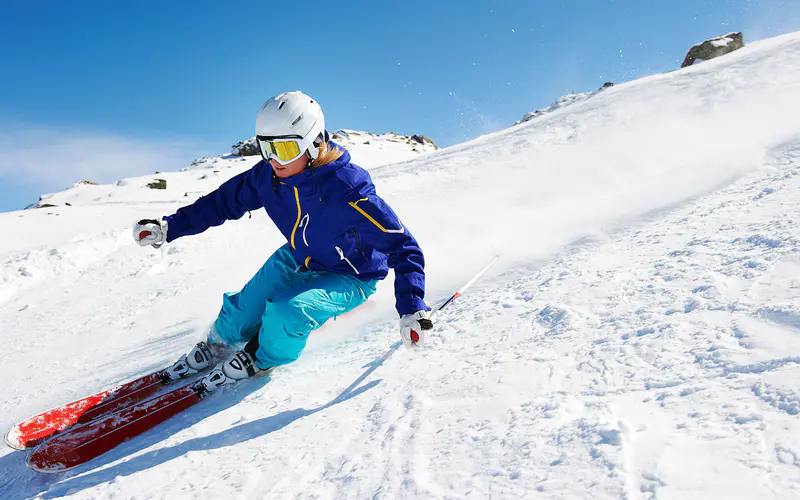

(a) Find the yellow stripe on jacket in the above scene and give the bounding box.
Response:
[290,187,301,249]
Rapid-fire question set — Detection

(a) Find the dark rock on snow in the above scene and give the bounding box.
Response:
[682,32,744,68]
[231,138,260,157]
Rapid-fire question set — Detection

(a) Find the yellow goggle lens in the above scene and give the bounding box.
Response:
[263,140,302,161]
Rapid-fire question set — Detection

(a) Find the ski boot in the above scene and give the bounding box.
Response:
[164,341,227,382]
[199,350,267,393]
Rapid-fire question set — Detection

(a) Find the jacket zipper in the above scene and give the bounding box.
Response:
[352,229,369,260]
[290,187,301,249]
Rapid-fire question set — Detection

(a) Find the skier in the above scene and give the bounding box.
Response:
[133,91,433,391]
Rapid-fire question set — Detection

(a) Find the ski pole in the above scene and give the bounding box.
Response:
[430,254,500,319]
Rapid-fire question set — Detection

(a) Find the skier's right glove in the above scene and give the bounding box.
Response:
[133,219,168,248]
[399,310,433,349]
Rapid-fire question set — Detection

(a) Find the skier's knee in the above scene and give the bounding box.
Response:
[264,298,317,338]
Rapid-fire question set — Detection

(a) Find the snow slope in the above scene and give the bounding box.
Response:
[1,32,800,499]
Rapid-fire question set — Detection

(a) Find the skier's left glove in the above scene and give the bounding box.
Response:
[399,310,433,349]
[133,219,168,248]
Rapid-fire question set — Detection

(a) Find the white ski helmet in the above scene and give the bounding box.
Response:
[255,91,326,163]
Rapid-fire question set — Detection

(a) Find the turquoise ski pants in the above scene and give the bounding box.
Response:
[211,244,377,369]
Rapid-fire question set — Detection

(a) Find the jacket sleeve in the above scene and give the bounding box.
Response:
[348,193,428,317]
[163,163,265,241]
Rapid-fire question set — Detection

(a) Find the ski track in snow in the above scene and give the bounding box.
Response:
[1,33,800,499]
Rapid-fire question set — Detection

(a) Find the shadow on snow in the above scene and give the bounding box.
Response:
[2,342,400,499]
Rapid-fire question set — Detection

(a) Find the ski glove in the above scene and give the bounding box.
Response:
[399,310,433,349]
[133,219,168,248]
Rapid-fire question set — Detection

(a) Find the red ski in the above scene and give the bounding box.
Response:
[26,380,207,473]
[5,370,174,450]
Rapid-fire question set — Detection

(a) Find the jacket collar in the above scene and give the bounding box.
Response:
[273,142,351,188]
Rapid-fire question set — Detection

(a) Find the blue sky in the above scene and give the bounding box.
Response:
[1,0,799,212]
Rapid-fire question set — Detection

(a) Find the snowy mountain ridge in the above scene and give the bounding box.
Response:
[26,128,437,210]
[1,31,800,499]
[515,82,614,125]
[230,129,438,159]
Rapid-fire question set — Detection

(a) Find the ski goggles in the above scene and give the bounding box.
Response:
[256,135,308,165]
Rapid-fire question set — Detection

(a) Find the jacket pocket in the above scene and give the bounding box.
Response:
[333,229,368,275]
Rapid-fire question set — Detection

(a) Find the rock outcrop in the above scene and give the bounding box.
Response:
[410,134,436,147]
[681,32,744,68]
[231,139,260,157]
[147,179,167,190]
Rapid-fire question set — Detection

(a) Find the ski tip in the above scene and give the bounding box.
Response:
[25,451,72,475]
[4,426,28,451]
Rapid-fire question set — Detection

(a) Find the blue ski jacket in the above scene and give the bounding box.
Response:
[163,144,427,316]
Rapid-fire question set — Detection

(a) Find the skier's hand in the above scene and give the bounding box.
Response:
[133,219,168,248]
[399,310,433,349]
